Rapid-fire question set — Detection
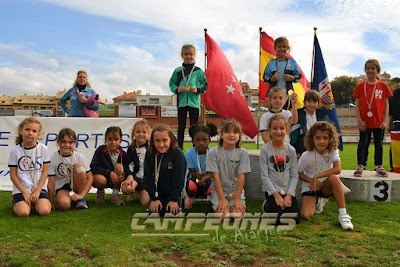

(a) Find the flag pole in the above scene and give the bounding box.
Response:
[310,27,317,87]
[257,27,263,149]
[202,28,208,125]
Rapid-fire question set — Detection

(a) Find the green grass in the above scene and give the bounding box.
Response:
[0,144,399,266]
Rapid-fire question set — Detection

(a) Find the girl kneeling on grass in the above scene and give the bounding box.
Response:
[48,128,93,210]
[206,119,251,219]
[91,126,126,206]
[298,121,353,230]
[8,117,51,217]
[144,124,186,216]
[122,120,151,206]
[260,114,300,225]
[184,123,218,209]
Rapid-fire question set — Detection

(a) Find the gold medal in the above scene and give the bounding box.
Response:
[367,111,373,117]
[31,186,36,193]
[69,191,75,197]
[280,189,286,195]
[228,191,234,199]
[185,86,190,91]
[195,178,199,183]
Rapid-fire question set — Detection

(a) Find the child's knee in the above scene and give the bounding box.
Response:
[300,210,313,221]
[327,174,341,185]
[114,163,123,175]
[14,206,30,217]
[93,175,107,188]
[37,201,51,216]
[140,198,149,207]
[57,198,71,211]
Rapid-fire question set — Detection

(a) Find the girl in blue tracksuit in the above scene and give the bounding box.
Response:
[59,70,99,117]
[263,37,301,109]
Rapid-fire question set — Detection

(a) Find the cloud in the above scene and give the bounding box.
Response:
[1,0,400,102]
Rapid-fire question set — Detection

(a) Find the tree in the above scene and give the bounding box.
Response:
[331,75,358,105]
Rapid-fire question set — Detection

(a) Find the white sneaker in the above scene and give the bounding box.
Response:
[338,213,353,230]
[314,197,324,214]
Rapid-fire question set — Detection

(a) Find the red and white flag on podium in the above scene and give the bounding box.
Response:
[201,33,258,138]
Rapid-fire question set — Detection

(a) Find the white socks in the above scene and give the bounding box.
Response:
[112,188,120,195]
[338,208,347,215]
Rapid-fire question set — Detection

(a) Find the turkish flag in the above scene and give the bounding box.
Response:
[201,33,258,138]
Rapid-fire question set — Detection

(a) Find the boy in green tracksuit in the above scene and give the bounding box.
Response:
[169,44,208,149]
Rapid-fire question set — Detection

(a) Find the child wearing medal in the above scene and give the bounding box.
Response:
[206,120,251,219]
[144,124,186,216]
[260,114,300,225]
[91,126,126,206]
[48,128,93,210]
[259,86,298,143]
[169,44,208,150]
[263,36,301,109]
[121,120,151,206]
[184,123,218,209]
[298,121,353,230]
[8,117,51,217]
[353,59,392,177]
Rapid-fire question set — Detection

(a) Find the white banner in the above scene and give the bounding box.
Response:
[161,106,177,117]
[119,105,137,117]
[0,116,141,191]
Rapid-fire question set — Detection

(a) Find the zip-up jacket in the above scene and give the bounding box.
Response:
[169,63,207,109]
[263,58,301,94]
[90,144,125,179]
[144,148,186,202]
[59,86,99,117]
[122,141,148,179]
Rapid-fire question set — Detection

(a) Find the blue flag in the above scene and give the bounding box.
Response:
[311,35,343,150]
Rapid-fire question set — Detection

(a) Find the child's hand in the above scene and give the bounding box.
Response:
[71,193,83,201]
[284,74,295,81]
[230,198,245,217]
[149,200,162,214]
[30,189,40,205]
[178,86,185,93]
[190,86,197,93]
[110,172,120,188]
[274,193,285,209]
[215,199,230,217]
[22,191,31,206]
[358,120,367,132]
[291,92,298,104]
[166,201,180,215]
[197,177,206,187]
[310,177,322,192]
[271,72,279,82]
[379,121,387,130]
[283,195,292,208]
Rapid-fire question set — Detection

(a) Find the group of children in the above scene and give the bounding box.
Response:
[8,39,394,233]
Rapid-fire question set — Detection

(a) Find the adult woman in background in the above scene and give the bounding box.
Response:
[59,70,99,117]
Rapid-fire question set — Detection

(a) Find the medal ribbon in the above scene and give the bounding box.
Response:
[221,147,237,188]
[196,149,207,173]
[364,81,377,112]
[314,150,327,174]
[154,154,164,191]
[61,151,74,188]
[269,142,287,189]
[22,145,37,184]
[181,64,196,88]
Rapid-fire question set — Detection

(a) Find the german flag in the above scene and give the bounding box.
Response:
[259,32,309,108]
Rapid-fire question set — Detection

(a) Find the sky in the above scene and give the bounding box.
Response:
[1,0,400,102]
